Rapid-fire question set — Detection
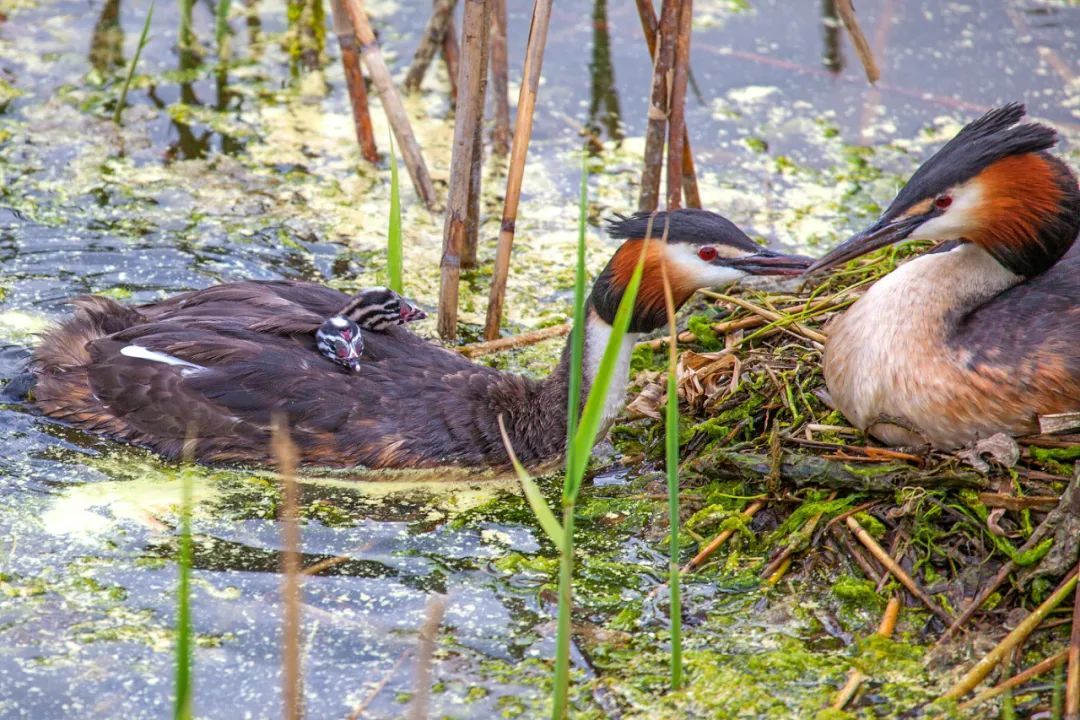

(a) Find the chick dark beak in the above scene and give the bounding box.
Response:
[805,214,927,275]
[726,249,814,276]
[400,302,427,323]
[347,354,362,372]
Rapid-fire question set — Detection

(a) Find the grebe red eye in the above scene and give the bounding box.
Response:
[935,196,952,209]
[336,347,348,358]
[698,246,718,262]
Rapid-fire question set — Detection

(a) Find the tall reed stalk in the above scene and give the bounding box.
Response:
[387,133,403,294]
[500,151,648,719]
[113,1,154,125]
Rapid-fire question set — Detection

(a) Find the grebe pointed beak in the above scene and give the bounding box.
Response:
[805,213,928,275]
[726,249,813,276]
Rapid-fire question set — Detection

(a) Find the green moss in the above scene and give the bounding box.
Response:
[831,575,886,614]
[686,314,723,350]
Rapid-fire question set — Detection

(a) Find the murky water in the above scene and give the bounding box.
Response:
[0,0,1078,717]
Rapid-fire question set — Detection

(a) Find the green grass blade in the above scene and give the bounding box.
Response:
[387,133,403,294]
[564,150,589,490]
[665,361,683,689]
[497,416,564,549]
[566,240,647,496]
[174,461,194,720]
[113,1,154,125]
[551,150,591,720]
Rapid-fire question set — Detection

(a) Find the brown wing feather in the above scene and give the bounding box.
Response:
[950,245,1080,415]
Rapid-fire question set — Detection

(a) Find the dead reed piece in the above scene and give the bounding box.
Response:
[437,0,493,339]
[481,0,555,340]
[342,0,438,210]
[834,0,880,83]
[638,0,679,212]
[404,0,456,93]
[489,0,510,156]
[330,0,378,163]
[271,416,303,720]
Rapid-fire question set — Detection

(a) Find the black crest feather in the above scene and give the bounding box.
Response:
[884,103,1058,219]
[606,208,760,253]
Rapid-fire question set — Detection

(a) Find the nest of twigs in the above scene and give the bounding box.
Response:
[617,242,1080,715]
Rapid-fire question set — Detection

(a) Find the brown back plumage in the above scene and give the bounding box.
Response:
[31,280,569,469]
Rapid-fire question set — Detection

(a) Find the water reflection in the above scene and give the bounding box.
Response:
[587,0,623,148]
[821,0,843,74]
[89,0,125,76]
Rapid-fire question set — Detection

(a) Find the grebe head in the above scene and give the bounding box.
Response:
[593,209,812,333]
[807,103,1080,277]
[316,316,364,372]
[339,287,427,331]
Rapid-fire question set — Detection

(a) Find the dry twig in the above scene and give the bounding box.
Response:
[846,515,951,623]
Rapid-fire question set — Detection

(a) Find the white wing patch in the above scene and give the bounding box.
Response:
[120,345,206,374]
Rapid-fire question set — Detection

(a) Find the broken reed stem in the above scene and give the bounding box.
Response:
[846,515,952,623]
[404,0,456,93]
[834,0,880,83]
[406,594,447,720]
[633,0,700,207]
[638,0,679,212]
[481,0,554,341]
[330,0,378,163]
[830,597,901,710]
[442,14,461,101]
[342,0,438,210]
[683,500,765,572]
[437,0,493,338]
[664,0,692,209]
[1068,558,1080,718]
[463,2,491,269]
[958,649,1069,711]
[272,416,304,720]
[459,322,570,357]
[942,569,1079,702]
[489,0,511,156]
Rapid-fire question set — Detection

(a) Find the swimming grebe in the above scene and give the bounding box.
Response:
[807,104,1080,448]
[30,209,809,468]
